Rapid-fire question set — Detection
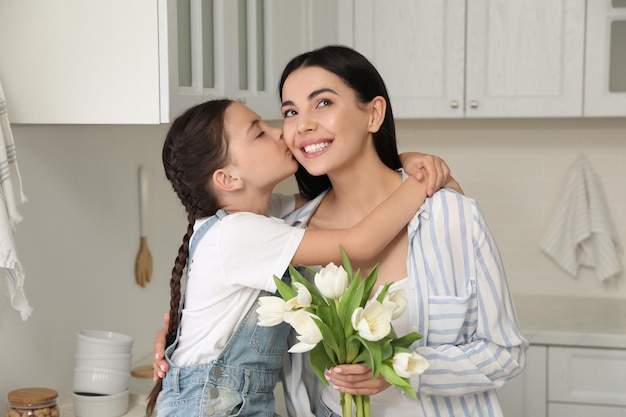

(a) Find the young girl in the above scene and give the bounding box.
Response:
[146,98,447,417]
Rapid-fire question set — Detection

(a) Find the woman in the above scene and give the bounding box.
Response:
[276,45,527,417]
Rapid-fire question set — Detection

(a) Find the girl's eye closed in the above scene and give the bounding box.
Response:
[255,130,266,139]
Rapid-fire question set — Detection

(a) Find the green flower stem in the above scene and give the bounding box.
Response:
[342,393,352,417]
[356,394,363,417]
[332,297,347,364]
[363,395,370,417]
[337,394,369,417]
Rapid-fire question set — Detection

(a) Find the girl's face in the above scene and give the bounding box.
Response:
[280,66,378,177]
[224,102,298,190]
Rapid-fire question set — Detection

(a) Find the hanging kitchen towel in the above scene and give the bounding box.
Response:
[0,80,32,320]
[541,154,622,281]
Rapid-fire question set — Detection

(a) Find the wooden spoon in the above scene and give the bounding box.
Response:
[134,166,153,287]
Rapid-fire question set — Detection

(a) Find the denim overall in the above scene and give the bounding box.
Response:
[157,210,292,417]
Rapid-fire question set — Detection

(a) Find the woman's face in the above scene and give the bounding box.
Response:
[223,101,298,190]
[280,66,376,177]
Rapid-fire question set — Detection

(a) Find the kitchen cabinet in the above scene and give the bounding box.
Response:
[584,0,626,117]
[170,0,338,122]
[548,404,626,417]
[0,0,337,124]
[338,0,586,118]
[0,0,162,124]
[497,345,626,417]
[494,294,626,417]
[549,346,626,415]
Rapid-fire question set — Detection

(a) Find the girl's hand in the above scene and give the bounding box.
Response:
[444,176,464,195]
[152,313,170,381]
[325,364,391,395]
[399,152,463,196]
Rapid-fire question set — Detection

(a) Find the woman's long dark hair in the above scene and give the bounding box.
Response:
[146,99,233,416]
[278,45,401,200]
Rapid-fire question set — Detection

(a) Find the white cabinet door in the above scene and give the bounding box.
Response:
[343,0,585,118]
[164,0,337,122]
[497,345,547,417]
[344,0,465,119]
[549,403,626,417]
[584,0,626,116]
[0,0,163,124]
[229,0,338,120]
[549,346,626,407]
[166,0,230,122]
[466,0,585,118]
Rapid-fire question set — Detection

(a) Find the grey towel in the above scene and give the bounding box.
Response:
[541,154,622,281]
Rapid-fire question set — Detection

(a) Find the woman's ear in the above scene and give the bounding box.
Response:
[212,168,243,192]
[367,96,387,134]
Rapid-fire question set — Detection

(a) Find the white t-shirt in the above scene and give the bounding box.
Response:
[171,194,304,366]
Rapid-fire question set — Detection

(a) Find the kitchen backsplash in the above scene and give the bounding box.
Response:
[394,117,626,298]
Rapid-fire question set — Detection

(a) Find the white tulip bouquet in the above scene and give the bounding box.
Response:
[257,248,429,417]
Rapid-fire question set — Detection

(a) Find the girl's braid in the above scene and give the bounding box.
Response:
[146,99,232,416]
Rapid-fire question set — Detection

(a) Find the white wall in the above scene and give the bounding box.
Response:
[1,123,179,407]
[1,118,625,408]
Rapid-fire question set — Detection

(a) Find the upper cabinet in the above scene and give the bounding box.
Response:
[170,0,338,122]
[584,0,626,117]
[0,0,337,124]
[2,1,622,122]
[0,1,163,124]
[339,0,586,118]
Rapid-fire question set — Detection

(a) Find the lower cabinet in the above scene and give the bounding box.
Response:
[498,345,626,417]
[549,346,626,413]
[549,403,626,417]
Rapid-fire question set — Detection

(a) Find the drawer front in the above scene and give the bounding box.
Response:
[549,403,626,417]
[549,347,626,406]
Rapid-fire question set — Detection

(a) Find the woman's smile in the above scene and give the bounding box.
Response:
[300,139,333,157]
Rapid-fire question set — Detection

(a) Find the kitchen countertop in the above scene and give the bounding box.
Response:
[512,294,626,349]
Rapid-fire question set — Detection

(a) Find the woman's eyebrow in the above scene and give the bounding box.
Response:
[308,88,337,100]
[281,88,338,108]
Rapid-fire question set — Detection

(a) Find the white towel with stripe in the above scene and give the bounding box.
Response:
[0,80,31,320]
[541,154,622,281]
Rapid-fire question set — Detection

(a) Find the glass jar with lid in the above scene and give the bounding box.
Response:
[6,387,59,417]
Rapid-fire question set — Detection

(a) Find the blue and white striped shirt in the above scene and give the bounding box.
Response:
[280,186,528,417]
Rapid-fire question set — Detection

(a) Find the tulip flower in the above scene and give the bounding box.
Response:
[256,296,287,327]
[383,290,408,320]
[284,310,323,353]
[259,248,428,417]
[392,351,430,378]
[285,282,312,310]
[351,300,393,341]
[314,262,348,299]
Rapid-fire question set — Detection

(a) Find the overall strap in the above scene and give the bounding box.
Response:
[189,209,229,260]
[165,209,230,364]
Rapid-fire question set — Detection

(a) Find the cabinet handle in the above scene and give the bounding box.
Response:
[450,100,459,108]
[469,100,478,108]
